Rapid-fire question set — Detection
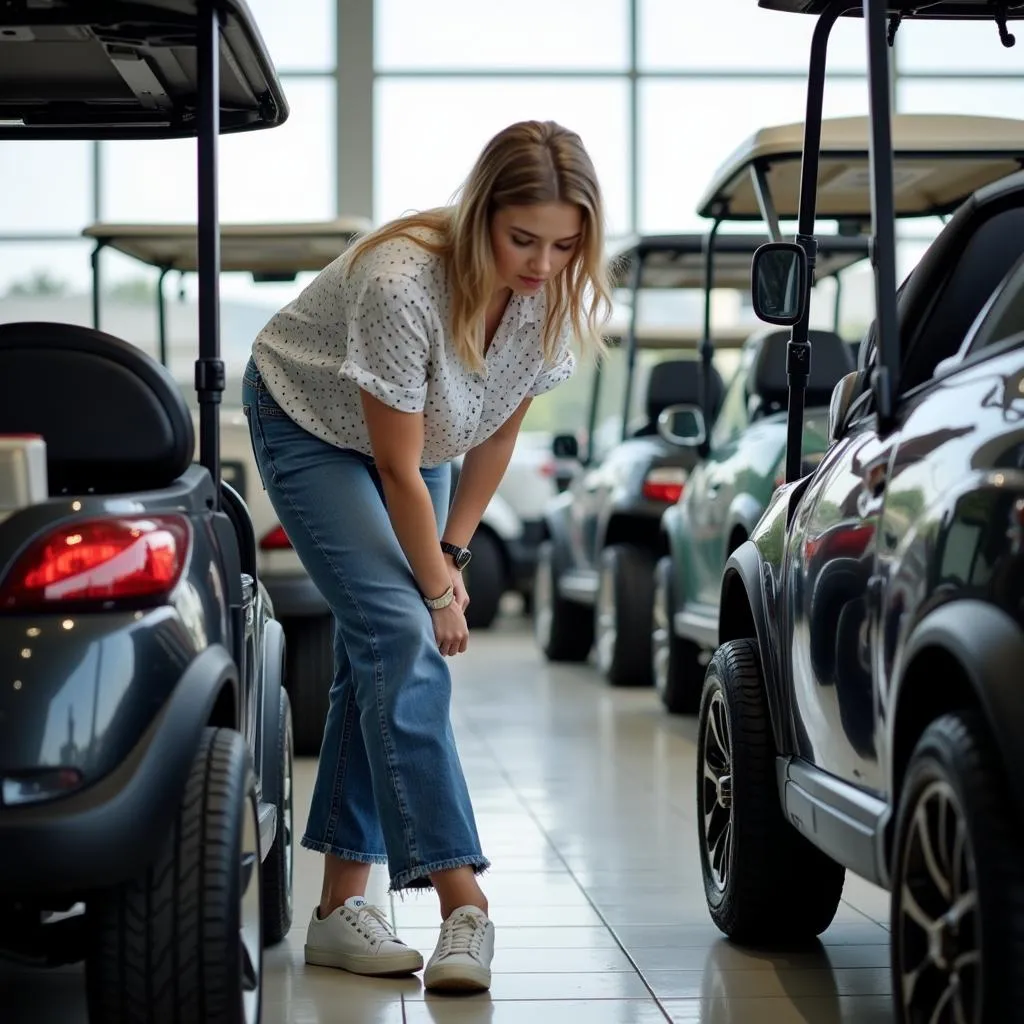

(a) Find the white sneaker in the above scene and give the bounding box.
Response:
[423,905,495,992]
[304,896,424,977]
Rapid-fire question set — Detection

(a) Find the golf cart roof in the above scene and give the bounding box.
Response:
[610,232,869,290]
[0,0,288,140]
[602,322,753,350]
[757,1,1024,17]
[82,218,373,276]
[697,114,1024,221]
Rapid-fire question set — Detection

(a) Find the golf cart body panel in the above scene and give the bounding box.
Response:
[698,113,1024,222]
[0,0,294,984]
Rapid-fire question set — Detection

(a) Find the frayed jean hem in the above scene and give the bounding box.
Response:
[389,855,492,895]
[300,836,388,865]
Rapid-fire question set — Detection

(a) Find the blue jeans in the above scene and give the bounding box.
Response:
[241,358,488,892]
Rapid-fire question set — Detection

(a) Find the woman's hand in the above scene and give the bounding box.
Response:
[449,564,470,613]
[431,600,469,657]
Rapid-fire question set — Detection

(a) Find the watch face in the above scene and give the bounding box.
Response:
[455,549,472,571]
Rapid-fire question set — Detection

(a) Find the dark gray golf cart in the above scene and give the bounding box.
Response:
[697,4,1024,1023]
[80,218,370,756]
[0,3,295,1021]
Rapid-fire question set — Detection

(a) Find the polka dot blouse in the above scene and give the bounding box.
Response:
[251,228,576,468]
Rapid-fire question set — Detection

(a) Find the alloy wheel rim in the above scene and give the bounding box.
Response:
[239,793,262,1024]
[700,688,733,894]
[652,570,670,697]
[595,565,616,673]
[897,780,981,1024]
[283,726,294,901]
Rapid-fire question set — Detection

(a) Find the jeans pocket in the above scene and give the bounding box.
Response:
[242,404,270,492]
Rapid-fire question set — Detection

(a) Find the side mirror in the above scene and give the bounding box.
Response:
[751,242,808,327]
[657,403,706,448]
[552,432,579,460]
[828,370,866,442]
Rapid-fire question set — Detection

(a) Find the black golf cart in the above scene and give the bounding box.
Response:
[80,217,370,756]
[0,3,294,1021]
[698,3,1024,1022]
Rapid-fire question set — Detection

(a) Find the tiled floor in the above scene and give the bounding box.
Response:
[1,612,896,1023]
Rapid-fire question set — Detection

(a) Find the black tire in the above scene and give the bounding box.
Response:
[533,540,593,662]
[891,712,1024,1024]
[464,529,505,630]
[697,639,845,942]
[595,544,655,687]
[652,555,705,714]
[261,687,294,947]
[86,729,263,1024]
[283,613,333,757]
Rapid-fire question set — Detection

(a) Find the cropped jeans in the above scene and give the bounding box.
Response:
[241,358,489,892]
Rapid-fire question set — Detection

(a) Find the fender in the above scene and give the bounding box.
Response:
[719,540,788,755]
[725,492,764,547]
[894,600,1024,815]
[542,491,575,564]
[258,617,287,808]
[0,644,239,893]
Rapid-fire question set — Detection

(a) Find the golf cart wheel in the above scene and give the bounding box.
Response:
[652,556,705,714]
[596,544,655,687]
[533,540,593,662]
[698,639,845,942]
[464,528,505,630]
[261,687,294,947]
[283,614,333,757]
[86,728,263,1024]
[891,712,1024,1024]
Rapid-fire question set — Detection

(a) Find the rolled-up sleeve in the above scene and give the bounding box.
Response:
[339,271,431,413]
[528,321,576,398]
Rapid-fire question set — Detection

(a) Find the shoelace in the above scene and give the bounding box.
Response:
[347,903,405,947]
[438,911,486,959]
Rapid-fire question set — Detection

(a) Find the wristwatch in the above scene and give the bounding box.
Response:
[440,541,472,571]
[424,582,455,610]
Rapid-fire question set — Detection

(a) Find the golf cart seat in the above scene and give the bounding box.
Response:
[633,359,725,438]
[748,328,854,418]
[0,322,194,495]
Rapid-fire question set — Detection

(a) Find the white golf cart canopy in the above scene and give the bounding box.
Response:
[610,232,869,291]
[758,1,1024,16]
[602,322,752,350]
[698,113,1024,222]
[82,218,372,278]
[0,0,287,140]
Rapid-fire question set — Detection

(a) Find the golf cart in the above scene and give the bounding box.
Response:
[698,3,1024,1021]
[0,3,294,1021]
[534,234,772,687]
[81,218,371,756]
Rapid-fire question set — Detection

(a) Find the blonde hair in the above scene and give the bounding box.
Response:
[343,120,612,372]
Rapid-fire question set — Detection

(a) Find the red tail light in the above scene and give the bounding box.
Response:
[642,468,687,504]
[0,516,190,611]
[260,524,293,550]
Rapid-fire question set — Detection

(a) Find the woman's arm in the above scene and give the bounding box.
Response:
[442,396,532,553]
[360,391,452,601]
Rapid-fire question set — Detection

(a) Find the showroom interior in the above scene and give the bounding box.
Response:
[3,1,1024,1023]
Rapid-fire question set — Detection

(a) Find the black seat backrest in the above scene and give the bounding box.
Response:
[0,322,195,495]
[749,328,854,415]
[636,359,725,437]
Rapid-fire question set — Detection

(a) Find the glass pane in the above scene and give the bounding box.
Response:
[375,78,630,236]
[0,240,95,325]
[0,141,93,232]
[639,0,867,72]
[897,78,1024,119]
[376,0,629,71]
[639,79,870,233]
[897,20,1024,73]
[100,78,335,224]
[245,0,335,71]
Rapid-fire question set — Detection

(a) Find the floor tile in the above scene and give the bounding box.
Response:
[406,972,652,1001]
[404,999,671,1024]
[661,995,896,1023]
